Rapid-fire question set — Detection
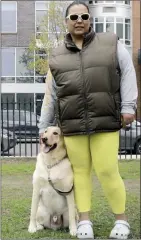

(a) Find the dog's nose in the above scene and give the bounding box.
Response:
[42,137,48,143]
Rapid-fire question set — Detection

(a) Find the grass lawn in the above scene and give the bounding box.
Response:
[1,159,140,239]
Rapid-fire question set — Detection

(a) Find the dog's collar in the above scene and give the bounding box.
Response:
[46,158,65,169]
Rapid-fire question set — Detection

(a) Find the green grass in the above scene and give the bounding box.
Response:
[1,159,140,239]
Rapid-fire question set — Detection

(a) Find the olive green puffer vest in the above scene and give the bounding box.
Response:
[49,29,121,136]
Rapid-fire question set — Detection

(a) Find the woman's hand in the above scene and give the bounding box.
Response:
[121,113,135,127]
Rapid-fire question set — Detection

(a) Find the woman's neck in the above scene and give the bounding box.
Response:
[71,35,83,49]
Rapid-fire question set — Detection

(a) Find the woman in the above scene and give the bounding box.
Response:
[38,1,137,239]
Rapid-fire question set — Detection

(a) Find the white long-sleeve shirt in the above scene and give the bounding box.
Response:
[38,41,138,134]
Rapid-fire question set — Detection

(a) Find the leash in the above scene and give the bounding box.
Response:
[47,161,73,196]
[48,175,73,196]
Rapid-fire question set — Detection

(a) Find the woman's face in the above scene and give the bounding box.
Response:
[66,4,90,38]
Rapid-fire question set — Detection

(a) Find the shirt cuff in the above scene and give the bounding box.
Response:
[121,106,136,115]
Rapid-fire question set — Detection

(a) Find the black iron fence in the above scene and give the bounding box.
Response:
[1,99,141,158]
[1,99,40,157]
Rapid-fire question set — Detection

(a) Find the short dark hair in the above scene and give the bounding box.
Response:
[65,1,90,18]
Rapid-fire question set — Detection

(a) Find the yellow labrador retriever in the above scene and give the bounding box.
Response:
[28,126,77,236]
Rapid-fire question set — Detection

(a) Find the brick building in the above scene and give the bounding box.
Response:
[132,0,141,119]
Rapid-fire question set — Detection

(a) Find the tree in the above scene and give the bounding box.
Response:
[21,1,70,77]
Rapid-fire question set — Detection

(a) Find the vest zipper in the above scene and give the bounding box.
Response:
[79,51,89,134]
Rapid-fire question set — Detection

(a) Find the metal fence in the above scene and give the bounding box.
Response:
[1,99,141,159]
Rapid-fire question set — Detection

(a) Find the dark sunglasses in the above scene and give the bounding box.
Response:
[66,13,90,21]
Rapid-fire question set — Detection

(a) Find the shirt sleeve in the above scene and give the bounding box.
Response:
[117,40,138,115]
[38,69,57,134]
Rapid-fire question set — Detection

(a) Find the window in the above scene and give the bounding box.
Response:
[95,24,104,33]
[116,18,123,39]
[125,0,130,4]
[2,1,17,33]
[94,17,131,46]
[36,1,48,10]
[35,77,46,83]
[35,49,48,76]
[36,11,47,32]
[95,17,104,33]
[125,19,130,45]
[16,77,34,83]
[16,48,34,76]
[36,1,48,33]
[2,48,15,76]
[1,77,15,83]
[106,17,114,33]
[94,1,130,4]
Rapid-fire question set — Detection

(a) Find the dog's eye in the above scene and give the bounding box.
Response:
[45,130,47,133]
[53,132,58,135]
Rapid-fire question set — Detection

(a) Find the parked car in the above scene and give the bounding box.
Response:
[1,110,40,143]
[119,120,141,154]
[1,128,17,153]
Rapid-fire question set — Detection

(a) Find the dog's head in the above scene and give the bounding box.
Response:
[41,126,62,153]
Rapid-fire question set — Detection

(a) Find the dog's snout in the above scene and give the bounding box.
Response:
[42,137,48,143]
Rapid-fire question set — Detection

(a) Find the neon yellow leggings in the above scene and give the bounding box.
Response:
[64,131,126,214]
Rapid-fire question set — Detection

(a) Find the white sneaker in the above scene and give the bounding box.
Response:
[77,220,94,239]
[109,220,130,239]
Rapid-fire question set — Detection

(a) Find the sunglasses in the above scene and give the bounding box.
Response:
[66,13,90,21]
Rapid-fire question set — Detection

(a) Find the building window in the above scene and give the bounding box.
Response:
[36,1,48,34]
[16,77,34,83]
[1,77,15,83]
[2,48,15,77]
[125,0,130,4]
[35,77,46,83]
[36,1,48,10]
[125,19,130,45]
[94,17,131,46]
[35,49,48,77]
[106,17,114,33]
[116,18,123,39]
[1,47,36,83]
[36,10,47,32]
[95,17,104,33]
[2,1,17,33]
[16,48,34,76]
[94,1,130,4]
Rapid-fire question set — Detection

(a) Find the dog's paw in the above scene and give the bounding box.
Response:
[28,223,37,233]
[36,223,44,231]
[70,225,77,236]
